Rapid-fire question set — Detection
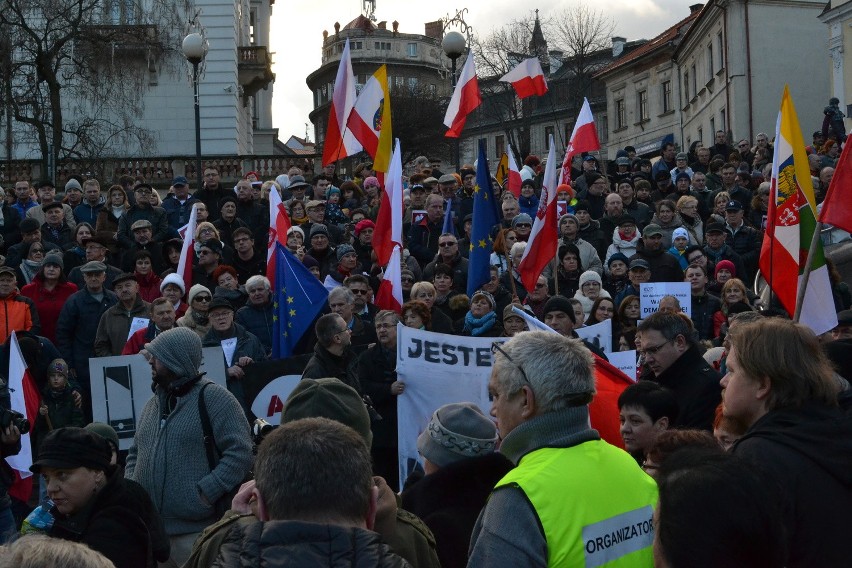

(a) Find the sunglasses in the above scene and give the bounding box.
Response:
[194,296,212,302]
[439,242,457,248]
[350,289,370,295]
[515,223,531,229]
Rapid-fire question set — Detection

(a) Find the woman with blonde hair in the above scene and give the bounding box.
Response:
[676,195,703,245]
[410,281,454,334]
[712,278,752,339]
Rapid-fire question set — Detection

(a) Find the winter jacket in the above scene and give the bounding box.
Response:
[161,193,200,233]
[572,288,612,321]
[649,213,685,249]
[629,239,684,283]
[604,229,639,266]
[211,520,411,568]
[0,290,39,341]
[68,262,124,292]
[577,220,608,261]
[177,310,211,339]
[41,222,74,250]
[21,277,77,344]
[121,242,166,274]
[518,194,539,217]
[116,205,169,249]
[732,403,852,568]
[703,244,747,284]
[202,323,267,417]
[302,343,361,393]
[49,473,166,568]
[133,271,162,304]
[624,199,653,228]
[640,345,721,431]
[73,198,106,226]
[94,296,150,357]
[423,253,469,294]
[232,252,266,284]
[680,213,704,246]
[560,237,603,275]
[690,292,721,341]
[125,378,253,536]
[0,205,22,254]
[32,386,84,452]
[724,222,762,282]
[408,217,443,267]
[235,301,273,356]
[27,203,77,231]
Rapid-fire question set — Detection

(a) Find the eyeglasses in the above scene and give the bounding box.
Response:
[194,296,212,302]
[401,277,414,283]
[638,339,673,357]
[350,289,370,295]
[491,342,531,387]
[439,242,457,248]
[198,250,213,256]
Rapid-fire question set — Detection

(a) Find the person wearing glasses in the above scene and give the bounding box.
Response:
[423,233,468,294]
[636,311,721,431]
[301,313,361,394]
[468,331,658,567]
[176,284,213,339]
[192,239,224,291]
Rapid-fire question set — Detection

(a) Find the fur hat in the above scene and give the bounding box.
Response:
[416,403,497,468]
[160,273,186,295]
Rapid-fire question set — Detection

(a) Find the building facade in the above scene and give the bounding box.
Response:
[820,0,852,129]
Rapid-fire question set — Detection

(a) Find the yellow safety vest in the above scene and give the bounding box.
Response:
[495,440,658,567]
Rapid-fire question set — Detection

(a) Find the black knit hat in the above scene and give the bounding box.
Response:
[543,295,576,324]
[208,296,235,313]
[31,427,112,473]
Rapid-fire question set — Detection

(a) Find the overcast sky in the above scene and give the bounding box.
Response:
[268,0,696,141]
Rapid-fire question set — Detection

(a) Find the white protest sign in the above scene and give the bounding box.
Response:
[220,337,238,367]
[89,347,226,450]
[608,350,638,381]
[249,375,303,426]
[127,317,150,340]
[396,324,495,489]
[575,319,612,353]
[640,282,692,317]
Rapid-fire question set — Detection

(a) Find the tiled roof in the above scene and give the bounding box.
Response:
[594,9,702,78]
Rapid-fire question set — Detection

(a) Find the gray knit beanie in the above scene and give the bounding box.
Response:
[187,283,211,305]
[145,327,202,379]
[417,402,497,468]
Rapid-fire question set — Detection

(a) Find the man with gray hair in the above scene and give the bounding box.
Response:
[327,285,377,347]
[235,275,273,356]
[468,331,657,567]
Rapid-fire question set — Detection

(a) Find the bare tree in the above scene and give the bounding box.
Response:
[390,84,451,167]
[0,0,194,179]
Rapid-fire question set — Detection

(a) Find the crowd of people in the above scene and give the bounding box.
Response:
[0,126,848,567]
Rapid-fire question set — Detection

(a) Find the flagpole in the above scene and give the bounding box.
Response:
[792,221,823,322]
[505,253,520,301]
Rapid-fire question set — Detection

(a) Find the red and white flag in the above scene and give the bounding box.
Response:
[559,97,600,185]
[499,57,548,99]
[322,39,362,166]
[505,144,522,198]
[518,135,558,292]
[266,185,292,283]
[6,331,40,502]
[375,245,403,313]
[444,51,481,138]
[373,139,403,266]
[819,137,852,234]
[176,204,198,294]
[346,65,393,173]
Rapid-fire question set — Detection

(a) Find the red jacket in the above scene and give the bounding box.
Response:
[134,271,162,304]
[21,276,78,343]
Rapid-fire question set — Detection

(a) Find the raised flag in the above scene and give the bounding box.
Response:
[467,140,500,296]
[176,203,198,294]
[442,197,456,236]
[559,97,600,185]
[322,39,362,166]
[375,245,403,312]
[499,57,548,99]
[347,65,393,173]
[266,184,291,283]
[518,135,559,292]
[505,145,522,198]
[818,136,852,234]
[759,86,837,335]
[272,244,329,358]
[373,139,404,266]
[444,51,481,138]
[6,331,40,502]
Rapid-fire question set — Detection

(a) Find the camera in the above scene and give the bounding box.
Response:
[252,418,276,446]
[0,408,29,435]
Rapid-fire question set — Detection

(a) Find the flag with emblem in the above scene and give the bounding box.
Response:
[347,64,393,173]
[759,86,837,335]
[519,135,558,292]
[272,244,329,358]
[467,140,500,297]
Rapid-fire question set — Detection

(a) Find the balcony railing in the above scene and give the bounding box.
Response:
[238,46,275,99]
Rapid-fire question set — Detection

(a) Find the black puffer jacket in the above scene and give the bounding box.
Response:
[302,343,361,393]
[212,520,411,568]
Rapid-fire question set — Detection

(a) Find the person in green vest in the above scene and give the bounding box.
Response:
[468,331,658,567]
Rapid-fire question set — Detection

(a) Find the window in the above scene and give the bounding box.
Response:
[662,80,672,112]
[638,90,648,121]
[600,114,609,143]
[495,135,505,158]
[707,45,714,80]
[105,0,137,24]
[691,65,697,96]
[720,109,726,133]
[352,41,363,50]
[407,77,418,93]
[428,84,437,95]
[683,71,689,104]
[545,125,554,146]
[697,127,703,146]
[615,99,626,130]
[717,32,724,71]
[249,9,256,45]
[407,43,417,57]
[394,76,404,92]
[375,41,391,50]
[709,117,715,138]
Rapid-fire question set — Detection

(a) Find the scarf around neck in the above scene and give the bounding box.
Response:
[464,310,496,336]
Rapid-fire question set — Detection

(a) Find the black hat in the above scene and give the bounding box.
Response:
[37,180,55,189]
[705,222,726,234]
[543,295,576,324]
[112,272,137,286]
[41,201,63,212]
[218,195,238,210]
[20,218,40,234]
[208,296,235,313]
[616,214,637,227]
[199,239,223,255]
[725,200,744,211]
[30,427,112,473]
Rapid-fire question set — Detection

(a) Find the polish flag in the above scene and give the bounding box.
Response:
[819,138,852,234]
[266,185,292,283]
[176,204,198,294]
[559,97,600,185]
[518,135,558,292]
[444,51,481,138]
[506,144,522,198]
[499,57,548,99]
[373,139,403,266]
[6,331,41,502]
[322,39,362,166]
[375,245,403,313]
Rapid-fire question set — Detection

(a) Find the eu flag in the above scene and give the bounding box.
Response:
[467,140,500,297]
[272,244,329,358]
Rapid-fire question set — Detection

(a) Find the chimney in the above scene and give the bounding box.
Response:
[689,4,703,13]
[378,21,387,30]
[334,22,340,35]
[424,20,443,41]
[612,36,626,58]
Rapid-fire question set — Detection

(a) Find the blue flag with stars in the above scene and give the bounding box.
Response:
[272,243,329,358]
[467,140,500,297]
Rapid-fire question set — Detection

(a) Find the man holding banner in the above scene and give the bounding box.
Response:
[468,331,657,566]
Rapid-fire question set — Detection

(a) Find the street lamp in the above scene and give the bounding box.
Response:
[182,33,206,193]
[442,31,466,171]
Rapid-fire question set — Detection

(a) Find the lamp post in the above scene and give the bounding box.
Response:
[182,33,206,193]
[442,31,465,171]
